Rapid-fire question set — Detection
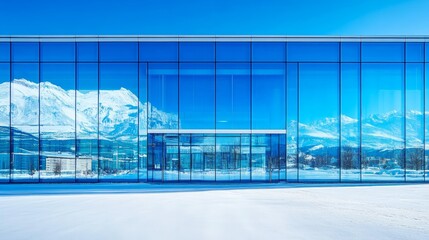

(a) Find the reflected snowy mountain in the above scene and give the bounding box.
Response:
[0,79,424,150]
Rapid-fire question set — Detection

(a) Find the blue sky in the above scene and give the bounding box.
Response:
[1,0,429,35]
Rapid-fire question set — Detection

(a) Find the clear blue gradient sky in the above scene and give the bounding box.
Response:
[1,0,429,35]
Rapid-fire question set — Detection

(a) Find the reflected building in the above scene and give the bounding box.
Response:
[0,36,427,183]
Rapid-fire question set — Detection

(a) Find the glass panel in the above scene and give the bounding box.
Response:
[139,42,178,62]
[406,43,424,63]
[252,42,285,62]
[77,42,98,62]
[362,63,404,182]
[216,42,250,62]
[76,63,98,182]
[426,63,429,182]
[0,43,10,62]
[216,63,250,129]
[361,43,404,62]
[251,134,281,181]
[341,42,360,62]
[405,63,424,181]
[341,63,360,182]
[179,42,214,62]
[179,134,191,181]
[288,42,339,62]
[99,42,138,62]
[99,63,138,181]
[11,63,39,182]
[148,63,179,129]
[241,134,251,181]
[179,63,215,130]
[139,63,148,182]
[12,42,39,62]
[41,42,75,62]
[287,63,298,182]
[40,63,75,182]
[0,64,10,182]
[216,135,241,181]
[299,63,339,182]
[192,134,215,181]
[252,63,285,130]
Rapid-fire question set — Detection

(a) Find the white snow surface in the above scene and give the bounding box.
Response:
[0,183,428,240]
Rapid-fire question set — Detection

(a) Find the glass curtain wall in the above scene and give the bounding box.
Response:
[1,38,429,183]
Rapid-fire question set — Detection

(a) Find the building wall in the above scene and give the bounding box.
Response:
[0,37,428,183]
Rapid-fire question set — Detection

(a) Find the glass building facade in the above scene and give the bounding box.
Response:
[0,36,428,183]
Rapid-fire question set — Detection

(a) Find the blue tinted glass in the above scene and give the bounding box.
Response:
[77,42,98,62]
[12,42,39,62]
[426,43,429,62]
[341,42,360,62]
[252,42,285,62]
[361,43,404,62]
[406,43,424,62]
[216,42,250,62]
[148,63,179,129]
[179,63,215,129]
[140,42,178,62]
[41,42,75,62]
[252,63,285,129]
[216,63,250,129]
[100,42,138,62]
[179,42,215,62]
[0,43,10,62]
[287,42,339,62]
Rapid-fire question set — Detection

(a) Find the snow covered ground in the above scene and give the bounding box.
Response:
[0,183,428,240]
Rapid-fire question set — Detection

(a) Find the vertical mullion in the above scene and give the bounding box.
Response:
[297,63,300,182]
[339,43,342,183]
[9,40,12,182]
[359,41,362,183]
[74,41,77,182]
[137,43,140,182]
[38,41,41,182]
[404,43,407,182]
[97,40,100,182]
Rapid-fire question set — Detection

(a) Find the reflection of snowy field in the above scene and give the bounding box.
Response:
[2,168,428,182]
[0,184,428,240]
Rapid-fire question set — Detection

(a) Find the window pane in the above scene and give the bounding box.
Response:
[40,63,75,182]
[252,63,285,130]
[216,63,250,129]
[179,63,215,129]
[406,43,424,62]
[341,63,360,182]
[12,42,39,62]
[179,42,215,62]
[426,63,429,182]
[41,42,75,62]
[140,42,178,62]
[148,63,179,130]
[405,63,424,181]
[99,63,138,181]
[252,42,285,62]
[216,135,241,181]
[251,134,282,181]
[139,63,148,182]
[288,42,339,62]
[0,43,10,62]
[287,63,298,182]
[0,64,10,182]
[11,63,39,182]
[100,42,138,62]
[341,42,360,62]
[299,63,339,182]
[362,63,404,182]
[362,43,404,62]
[216,42,250,62]
[191,134,215,181]
[77,42,98,62]
[76,63,98,182]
